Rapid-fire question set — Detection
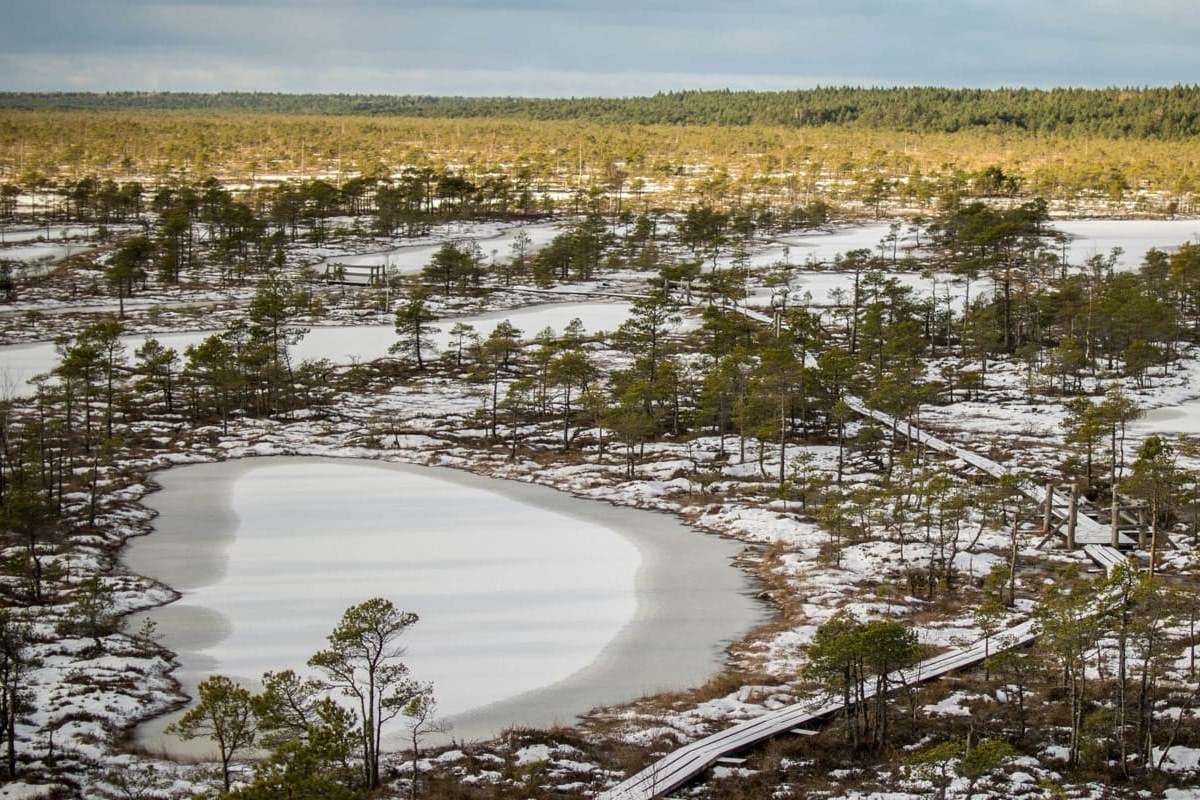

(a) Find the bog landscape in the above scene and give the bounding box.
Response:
[6,15,1200,800]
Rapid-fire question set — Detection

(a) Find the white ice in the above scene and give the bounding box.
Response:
[126,457,760,753]
[0,301,633,396]
[316,220,563,276]
[1056,219,1200,270]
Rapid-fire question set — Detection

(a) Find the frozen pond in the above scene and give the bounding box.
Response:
[722,218,1198,273]
[312,217,1195,277]
[127,457,762,755]
[0,224,138,244]
[713,224,899,271]
[777,219,1198,272]
[0,242,81,265]
[0,223,140,268]
[1105,358,1200,438]
[774,224,905,264]
[747,270,964,309]
[1132,404,1200,436]
[1056,219,1200,270]
[0,300,633,396]
[317,220,563,277]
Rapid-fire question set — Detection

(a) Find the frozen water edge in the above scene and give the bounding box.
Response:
[0,299,635,396]
[124,456,766,758]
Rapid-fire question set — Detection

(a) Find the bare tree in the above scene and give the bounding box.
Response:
[400,683,450,800]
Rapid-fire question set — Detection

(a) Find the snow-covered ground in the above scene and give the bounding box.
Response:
[4,216,1194,329]
[8,210,1200,797]
[11,342,1193,796]
[0,242,82,265]
[914,348,1200,463]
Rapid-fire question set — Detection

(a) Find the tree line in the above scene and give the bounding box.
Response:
[5,87,1200,139]
[3,111,1197,213]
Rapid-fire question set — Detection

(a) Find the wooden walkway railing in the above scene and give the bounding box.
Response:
[598,620,1038,800]
[841,397,1134,552]
[597,300,1140,800]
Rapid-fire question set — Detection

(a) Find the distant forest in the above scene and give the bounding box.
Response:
[3,87,1200,138]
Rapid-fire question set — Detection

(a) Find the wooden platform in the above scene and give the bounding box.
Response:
[1083,543,1131,573]
[598,620,1037,800]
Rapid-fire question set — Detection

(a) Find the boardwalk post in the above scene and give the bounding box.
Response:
[1067,483,1079,549]
[1042,482,1054,535]
[1008,508,1019,607]
[1110,492,1120,548]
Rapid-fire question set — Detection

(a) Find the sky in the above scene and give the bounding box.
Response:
[1,0,1198,96]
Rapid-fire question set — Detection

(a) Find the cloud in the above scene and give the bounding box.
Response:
[1,1,1197,94]
[0,53,919,96]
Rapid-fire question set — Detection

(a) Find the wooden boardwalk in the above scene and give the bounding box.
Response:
[1083,543,1131,573]
[596,301,1141,800]
[842,397,1135,549]
[598,620,1038,800]
[598,388,1129,800]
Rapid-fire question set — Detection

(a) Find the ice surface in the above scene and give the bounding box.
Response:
[0,223,139,244]
[0,243,81,265]
[126,457,762,754]
[1134,404,1200,436]
[0,301,633,395]
[1056,219,1200,270]
[316,220,563,276]
[713,224,899,271]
